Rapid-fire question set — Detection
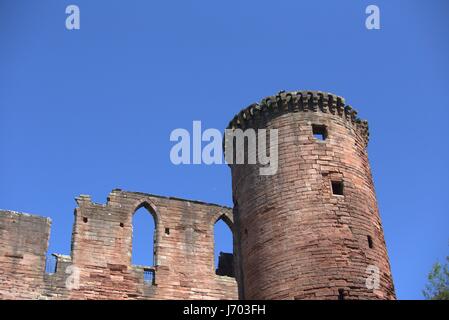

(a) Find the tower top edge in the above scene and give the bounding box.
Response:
[226,90,369,146]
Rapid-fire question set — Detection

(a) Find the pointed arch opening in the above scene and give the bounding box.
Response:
[132,203,157,268]
[213,215,234,277]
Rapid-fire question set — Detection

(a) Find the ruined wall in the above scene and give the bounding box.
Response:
[0,90,396,300]
[0,211,51,299]
[0,190,237,299]
[227,91,395,300]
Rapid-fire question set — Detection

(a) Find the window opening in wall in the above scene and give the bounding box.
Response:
[143,268,155,285]
[368,235,374,249]
[338,289,345,300]
[331,180,344,195]
[132,206,156,267]
[312,124,327,141]
[45,254,57,274]
[214,216,234,277]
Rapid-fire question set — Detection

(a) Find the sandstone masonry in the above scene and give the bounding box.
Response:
[228,91,395,300]
[0,191,237,299]
[0,90,395,300]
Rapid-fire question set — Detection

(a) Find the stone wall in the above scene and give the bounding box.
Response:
[0,211,51,299]
[0,190,237,299]
[227,91,395,300]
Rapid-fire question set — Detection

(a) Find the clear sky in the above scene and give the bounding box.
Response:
[0,0,448,300]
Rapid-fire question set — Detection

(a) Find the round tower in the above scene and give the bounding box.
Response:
[226,90,395,300]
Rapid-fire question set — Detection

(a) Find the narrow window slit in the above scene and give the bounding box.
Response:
[368,235,373,248]
[338,289,345,300]
[214,217,234,277]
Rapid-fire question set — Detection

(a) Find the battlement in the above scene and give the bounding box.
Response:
[227,90,369,147]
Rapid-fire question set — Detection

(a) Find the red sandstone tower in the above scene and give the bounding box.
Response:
[226,90,395,300]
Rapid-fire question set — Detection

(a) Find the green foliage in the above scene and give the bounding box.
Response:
[423,256,449,300]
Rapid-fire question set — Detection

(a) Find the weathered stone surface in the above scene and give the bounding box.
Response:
[0,90,395,300]
[228,90,395,300]
[0,211,51,299]
[0,191,237,300]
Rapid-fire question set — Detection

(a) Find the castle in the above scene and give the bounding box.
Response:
[0,91,396,300]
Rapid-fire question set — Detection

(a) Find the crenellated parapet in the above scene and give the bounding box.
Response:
[227,90,370,147]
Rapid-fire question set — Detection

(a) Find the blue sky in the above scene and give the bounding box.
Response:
[0,0,448,299]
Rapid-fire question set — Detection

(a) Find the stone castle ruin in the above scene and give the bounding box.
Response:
[0,91,395,300]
